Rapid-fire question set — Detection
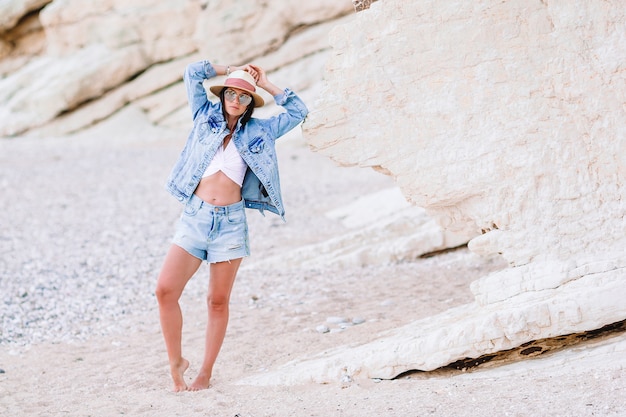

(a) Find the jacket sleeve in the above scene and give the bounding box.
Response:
[183,60,219,121]
[266,88,309,139]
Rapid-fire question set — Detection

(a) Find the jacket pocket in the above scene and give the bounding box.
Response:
[197,115,223,144]
[248,136,266,153]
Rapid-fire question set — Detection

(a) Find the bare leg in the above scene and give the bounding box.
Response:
[155,244,202,392]
[189,258,242,391]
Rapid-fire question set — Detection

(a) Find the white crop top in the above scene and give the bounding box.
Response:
[202,139,248,186]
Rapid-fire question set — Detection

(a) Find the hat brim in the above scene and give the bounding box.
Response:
[209,85,265,108]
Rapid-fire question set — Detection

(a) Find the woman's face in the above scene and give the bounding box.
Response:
[223,87,252,118]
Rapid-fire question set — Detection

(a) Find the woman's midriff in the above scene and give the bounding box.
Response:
[194,171,242,206]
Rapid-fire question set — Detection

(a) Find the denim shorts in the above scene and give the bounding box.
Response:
[172,194,250,263]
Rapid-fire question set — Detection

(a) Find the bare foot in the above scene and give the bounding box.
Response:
[189,370,211,391]
[170,358,189,392]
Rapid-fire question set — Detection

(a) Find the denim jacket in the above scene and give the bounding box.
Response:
[166,60,308,219]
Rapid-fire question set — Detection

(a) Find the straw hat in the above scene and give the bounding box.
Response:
[209,70,265,107]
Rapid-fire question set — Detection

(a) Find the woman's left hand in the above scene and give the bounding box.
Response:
[248,65,267,88]
[248,64,283,96]
[243,64,259,82]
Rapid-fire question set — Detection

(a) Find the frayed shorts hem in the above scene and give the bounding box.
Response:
[172,243,249,264]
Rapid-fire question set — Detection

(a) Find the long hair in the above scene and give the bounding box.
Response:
[220,89,255,128]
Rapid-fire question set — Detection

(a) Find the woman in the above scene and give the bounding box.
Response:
[155,60,308,392]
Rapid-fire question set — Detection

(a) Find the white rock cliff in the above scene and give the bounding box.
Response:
[277,0,626,383]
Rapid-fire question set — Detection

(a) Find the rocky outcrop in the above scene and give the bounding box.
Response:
[0,0,197,136]
[250,0,626,384]
[252,187,472,269]
[0,0,353,137]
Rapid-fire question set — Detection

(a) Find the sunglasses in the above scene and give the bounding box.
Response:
[224,88,253,106]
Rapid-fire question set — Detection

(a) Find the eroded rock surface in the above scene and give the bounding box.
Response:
[275,0,626,383]
[0,0,353,137]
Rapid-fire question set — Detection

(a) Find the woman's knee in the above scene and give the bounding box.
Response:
[155,280,182,304]
[206,294,229,311]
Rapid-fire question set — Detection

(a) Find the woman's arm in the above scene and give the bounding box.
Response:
[248,64,308,138]
[184,61,216,120]
[213,63,250,77]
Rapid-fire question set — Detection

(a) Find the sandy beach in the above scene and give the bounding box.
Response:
[1,110,625,416]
